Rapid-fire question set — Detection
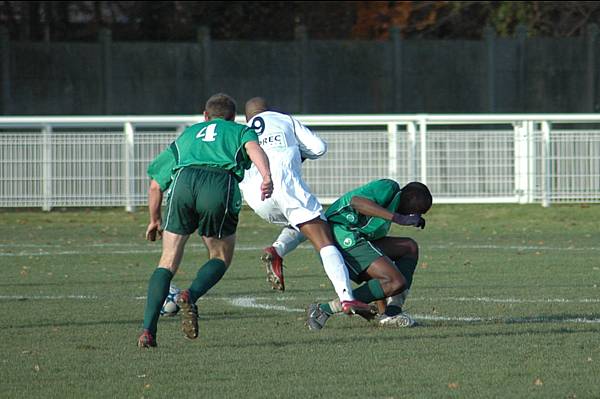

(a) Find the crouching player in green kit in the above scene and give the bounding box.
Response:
[307,179,432,330]
[137,93,272,348]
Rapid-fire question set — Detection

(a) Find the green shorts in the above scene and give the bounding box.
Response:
[163,166,242,238]
[340,239,386,283]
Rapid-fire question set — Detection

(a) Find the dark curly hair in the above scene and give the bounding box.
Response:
[398,181,432,214]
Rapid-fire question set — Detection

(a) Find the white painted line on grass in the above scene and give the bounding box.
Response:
[225,297,600,324]
[0,295,98,300]
[2,243,600,257]
[411,296,600,304]
[431,244,600,252]
[0,249,162,257]
[227,297,304,313]
[3,294,600,325]
[3,294,599,305]
[0,245,270,257]
[413,314,600,324]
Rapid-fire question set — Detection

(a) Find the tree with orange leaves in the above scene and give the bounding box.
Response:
[352,1,448,40]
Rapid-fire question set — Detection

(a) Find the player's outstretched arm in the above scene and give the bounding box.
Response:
[350,195,394,220]
[146,179,164,241]
[245,140,273,200]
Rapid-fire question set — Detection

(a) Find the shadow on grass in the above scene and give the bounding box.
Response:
[0,275,294,288]
[0,279,150,288]
[5,311,599,331]
[198,324,600,350]
[415,313,600,326]
[3,310,283,329]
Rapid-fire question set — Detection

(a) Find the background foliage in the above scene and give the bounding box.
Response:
[2,1,600,41]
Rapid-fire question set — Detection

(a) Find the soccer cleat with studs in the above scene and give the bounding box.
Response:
[306,303,331,331]
[341,300,378,321]
[177,289,199,339]
[261,246,285,292]
[377,306,417,328]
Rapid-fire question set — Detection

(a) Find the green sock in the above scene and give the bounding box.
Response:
[394,257,417,290]
[352,279,386,303]
[188,259,228,303]
[319,303,333,314]
[319,299,342,314]
[142,268,173,335]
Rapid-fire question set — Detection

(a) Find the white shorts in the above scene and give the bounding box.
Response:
[240,168,323,229]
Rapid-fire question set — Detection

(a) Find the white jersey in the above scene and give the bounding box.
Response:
[239,111,327,227]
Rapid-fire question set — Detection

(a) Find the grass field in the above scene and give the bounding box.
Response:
[1,204,599,398]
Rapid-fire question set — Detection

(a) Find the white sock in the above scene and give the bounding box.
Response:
[319,245,354,302]
[272,226,306,257]
[387,289,410,308]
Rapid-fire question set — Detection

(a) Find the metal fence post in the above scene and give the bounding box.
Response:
[124,122,135,212]
[0,26,10,115]
[197,26,211,102]
[484,25,496,112]
[390,27,403,112]
[295,25,308,113]
[526,121,535,203]
[387,122,398,181]
[99,28,112,114]
[418,117,427,184]
[541,121,552,207]
[42,125,52,211]
[514,121,529,203]
[516,24,528,112]
[586,24,598,112]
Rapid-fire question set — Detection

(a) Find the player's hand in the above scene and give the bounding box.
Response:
[391,213,426,229]
[145,220,163,241]
[261,176,273,201]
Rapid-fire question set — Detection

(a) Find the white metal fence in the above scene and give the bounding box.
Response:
[1,114,599,210]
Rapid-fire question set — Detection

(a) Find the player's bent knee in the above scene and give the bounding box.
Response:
[387,274,408,296]
[405,238,419,257]
[299,220,335,250]
[158,249,184,270]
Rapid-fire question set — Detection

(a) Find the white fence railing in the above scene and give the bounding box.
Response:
[1,114,600,210]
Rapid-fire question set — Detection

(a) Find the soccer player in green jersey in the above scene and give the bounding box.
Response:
[137,93,273,348]
[306,179,432,330]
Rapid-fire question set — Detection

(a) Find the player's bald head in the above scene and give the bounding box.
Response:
[245,97,269,121]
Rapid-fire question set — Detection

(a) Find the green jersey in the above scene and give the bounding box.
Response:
[147,147,177,191]
[147,119,257,190]
[325,179,402,249]
[172,118,258,181]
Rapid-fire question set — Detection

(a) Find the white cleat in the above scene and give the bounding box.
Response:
[378,312,416,328]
